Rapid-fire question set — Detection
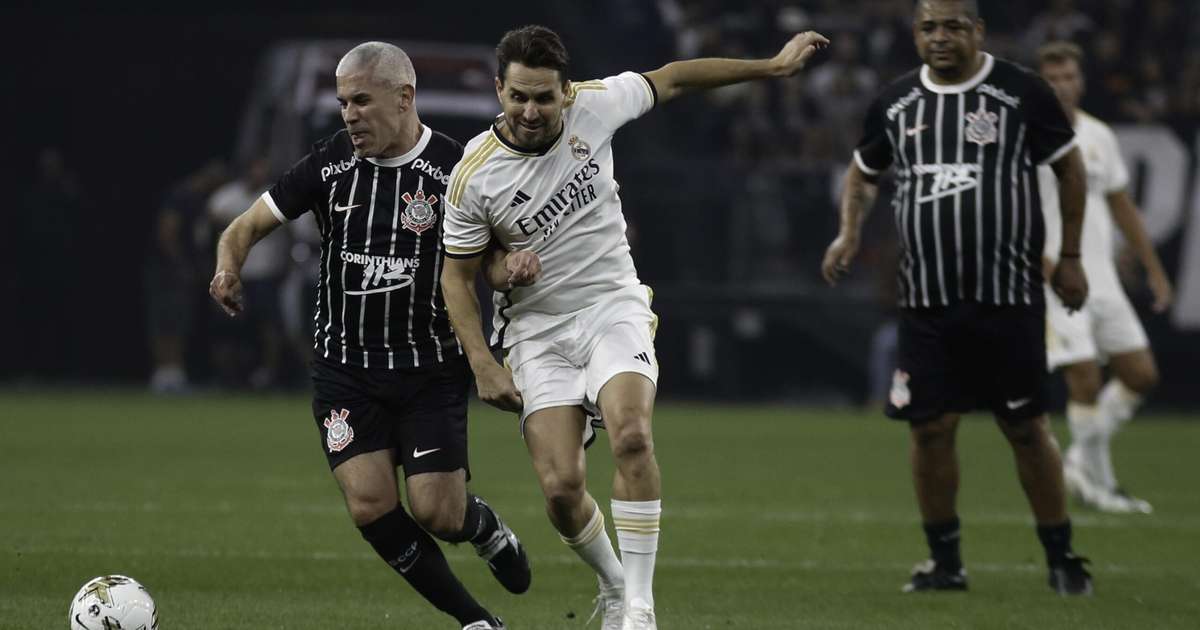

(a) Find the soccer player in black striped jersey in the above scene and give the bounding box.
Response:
[209,42,526,630]
[822,0,1093,596]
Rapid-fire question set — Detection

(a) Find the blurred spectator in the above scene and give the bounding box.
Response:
[207,157,289,389]
[806,33,878,160]
[1025,0,1094,50]
[18,148,83,381]
[146,160,226,394]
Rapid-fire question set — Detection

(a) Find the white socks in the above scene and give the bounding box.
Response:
[561,501,624,596]
[1068,380,1143,491]
[611,499,661,609]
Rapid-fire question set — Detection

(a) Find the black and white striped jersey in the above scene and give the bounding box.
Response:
[854,54,1076,309]
[263,125,463,368]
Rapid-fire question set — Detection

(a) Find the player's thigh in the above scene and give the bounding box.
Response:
[1092,291,1150,360]
[391,357,473,480]
[886,307,956,423]
[331,448,400,515]
[523,405,589,496]
[1107,348,1159,394]
[1045,287,1098,371]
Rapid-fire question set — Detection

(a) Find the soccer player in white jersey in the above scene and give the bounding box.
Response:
[439,25,828,629]
[1037,42,1173,513]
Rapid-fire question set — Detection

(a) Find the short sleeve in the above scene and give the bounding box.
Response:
[442,169,491,259]
[264,151,323,223]
[853,95,893,177]
[1024,74,1076,166]
[576,72,657,133]
[1101,125,1130,193]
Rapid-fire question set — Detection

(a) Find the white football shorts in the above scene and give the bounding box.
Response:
[1046,285,1149,369]
[509,284,658,429]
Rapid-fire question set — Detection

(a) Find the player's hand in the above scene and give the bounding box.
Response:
[505,250,542,288]
[475,361,523,413]
[821,233,860,286]
[1051,257,1088,312]
[1148,268,1174,313]
[772,31,830,77]
[209,269,244,317]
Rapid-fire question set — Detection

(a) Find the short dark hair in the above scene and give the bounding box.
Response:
[496,25,570,85]
[1038,41,1084,68]
[914,0,981,21]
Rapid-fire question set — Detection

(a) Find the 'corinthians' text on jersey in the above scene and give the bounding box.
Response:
[855,54,1076,308]
[263,126,464,368]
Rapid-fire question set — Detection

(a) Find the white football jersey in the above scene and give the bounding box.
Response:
[443,71,656,347]
[1039,110,1130,291]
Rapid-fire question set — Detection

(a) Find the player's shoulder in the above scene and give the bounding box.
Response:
[310,129,355,160]
[988,56,1050,94]
[425,127,465,161]
[868,67,922,115]
[447,126,508,206]
[566,72,653,107]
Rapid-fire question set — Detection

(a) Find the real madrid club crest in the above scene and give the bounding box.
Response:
[324,408,354,453]
[401,190,438,235]
[964,103,999,146]
[568,135,591,160]
[890,370,912,409]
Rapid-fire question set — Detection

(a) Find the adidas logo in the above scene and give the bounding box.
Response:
[509,190,531,208]
[634,352,652,365]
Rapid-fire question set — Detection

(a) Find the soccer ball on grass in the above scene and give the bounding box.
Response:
[68,575,158,630]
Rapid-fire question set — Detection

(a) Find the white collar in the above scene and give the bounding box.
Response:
[920,53,994,94]
[366,124,432,167]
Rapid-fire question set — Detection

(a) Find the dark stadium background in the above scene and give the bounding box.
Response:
[6,1,1200,408]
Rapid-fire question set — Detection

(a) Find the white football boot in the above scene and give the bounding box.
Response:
[620,598,656,630]
[588,588,624,630]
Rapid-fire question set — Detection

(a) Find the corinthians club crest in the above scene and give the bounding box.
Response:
[964,104,999,146]
[324,408,354,453]
[890,370,912,409]
[401,190,438,235]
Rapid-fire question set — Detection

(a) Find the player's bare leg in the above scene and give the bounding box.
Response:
[598,373,660,627]
[333,450,499,626]
[904,413,967,592]
[996,415,1091,594]
[525,406,625,625]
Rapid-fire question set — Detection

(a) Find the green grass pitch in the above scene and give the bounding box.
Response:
[2,391,1198,628]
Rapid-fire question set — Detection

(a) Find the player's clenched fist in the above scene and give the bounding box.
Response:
[505,250,542,288]
[209,269,244,317]
[475,361,523,413]
[772,31,831,77]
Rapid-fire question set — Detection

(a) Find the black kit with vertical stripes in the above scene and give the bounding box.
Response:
[264,126,465,369]
[854,53,1077,309]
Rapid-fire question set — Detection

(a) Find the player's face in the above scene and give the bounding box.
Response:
[1040,59,1085,113]
[496,63,567,148]
[913,1,983,78]
[336,73,413,158]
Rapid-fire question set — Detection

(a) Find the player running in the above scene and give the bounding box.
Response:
[440,25,828,629]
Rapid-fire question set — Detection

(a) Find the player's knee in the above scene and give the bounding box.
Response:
[410,498,464,540]
[1000,416,1046,448]
[541,470,586,513]
[345,493,397,527]
[611,425,654,462]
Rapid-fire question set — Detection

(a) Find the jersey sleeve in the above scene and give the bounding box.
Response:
[579,72,657,132]
[263,151,323,223]
[853,94,893,177]
[1101,124,1130,193]
[1024,75,1076,166]
[442,165,491,259]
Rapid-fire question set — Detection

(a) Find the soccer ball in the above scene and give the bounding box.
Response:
[68,575,158,630]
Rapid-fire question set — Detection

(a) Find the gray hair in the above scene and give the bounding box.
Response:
[336,41,416,89]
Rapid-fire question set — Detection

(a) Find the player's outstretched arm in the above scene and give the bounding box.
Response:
[441,256,523,413]
[822,161,878,286]
[210,198,281,317]
[643,31,829,104]
[1107,190,1173,312]
[1050,147,1089,311]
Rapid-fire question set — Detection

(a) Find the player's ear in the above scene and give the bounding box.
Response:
[495,75,504,101]
[398,85,415,111]
[973,18,985,43]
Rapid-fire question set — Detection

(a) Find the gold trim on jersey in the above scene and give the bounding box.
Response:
[564,79,606,107]
[448,136,501,207]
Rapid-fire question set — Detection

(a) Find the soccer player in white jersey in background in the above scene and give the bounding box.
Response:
[440,25,828,629]
[1037,42,1173,513]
